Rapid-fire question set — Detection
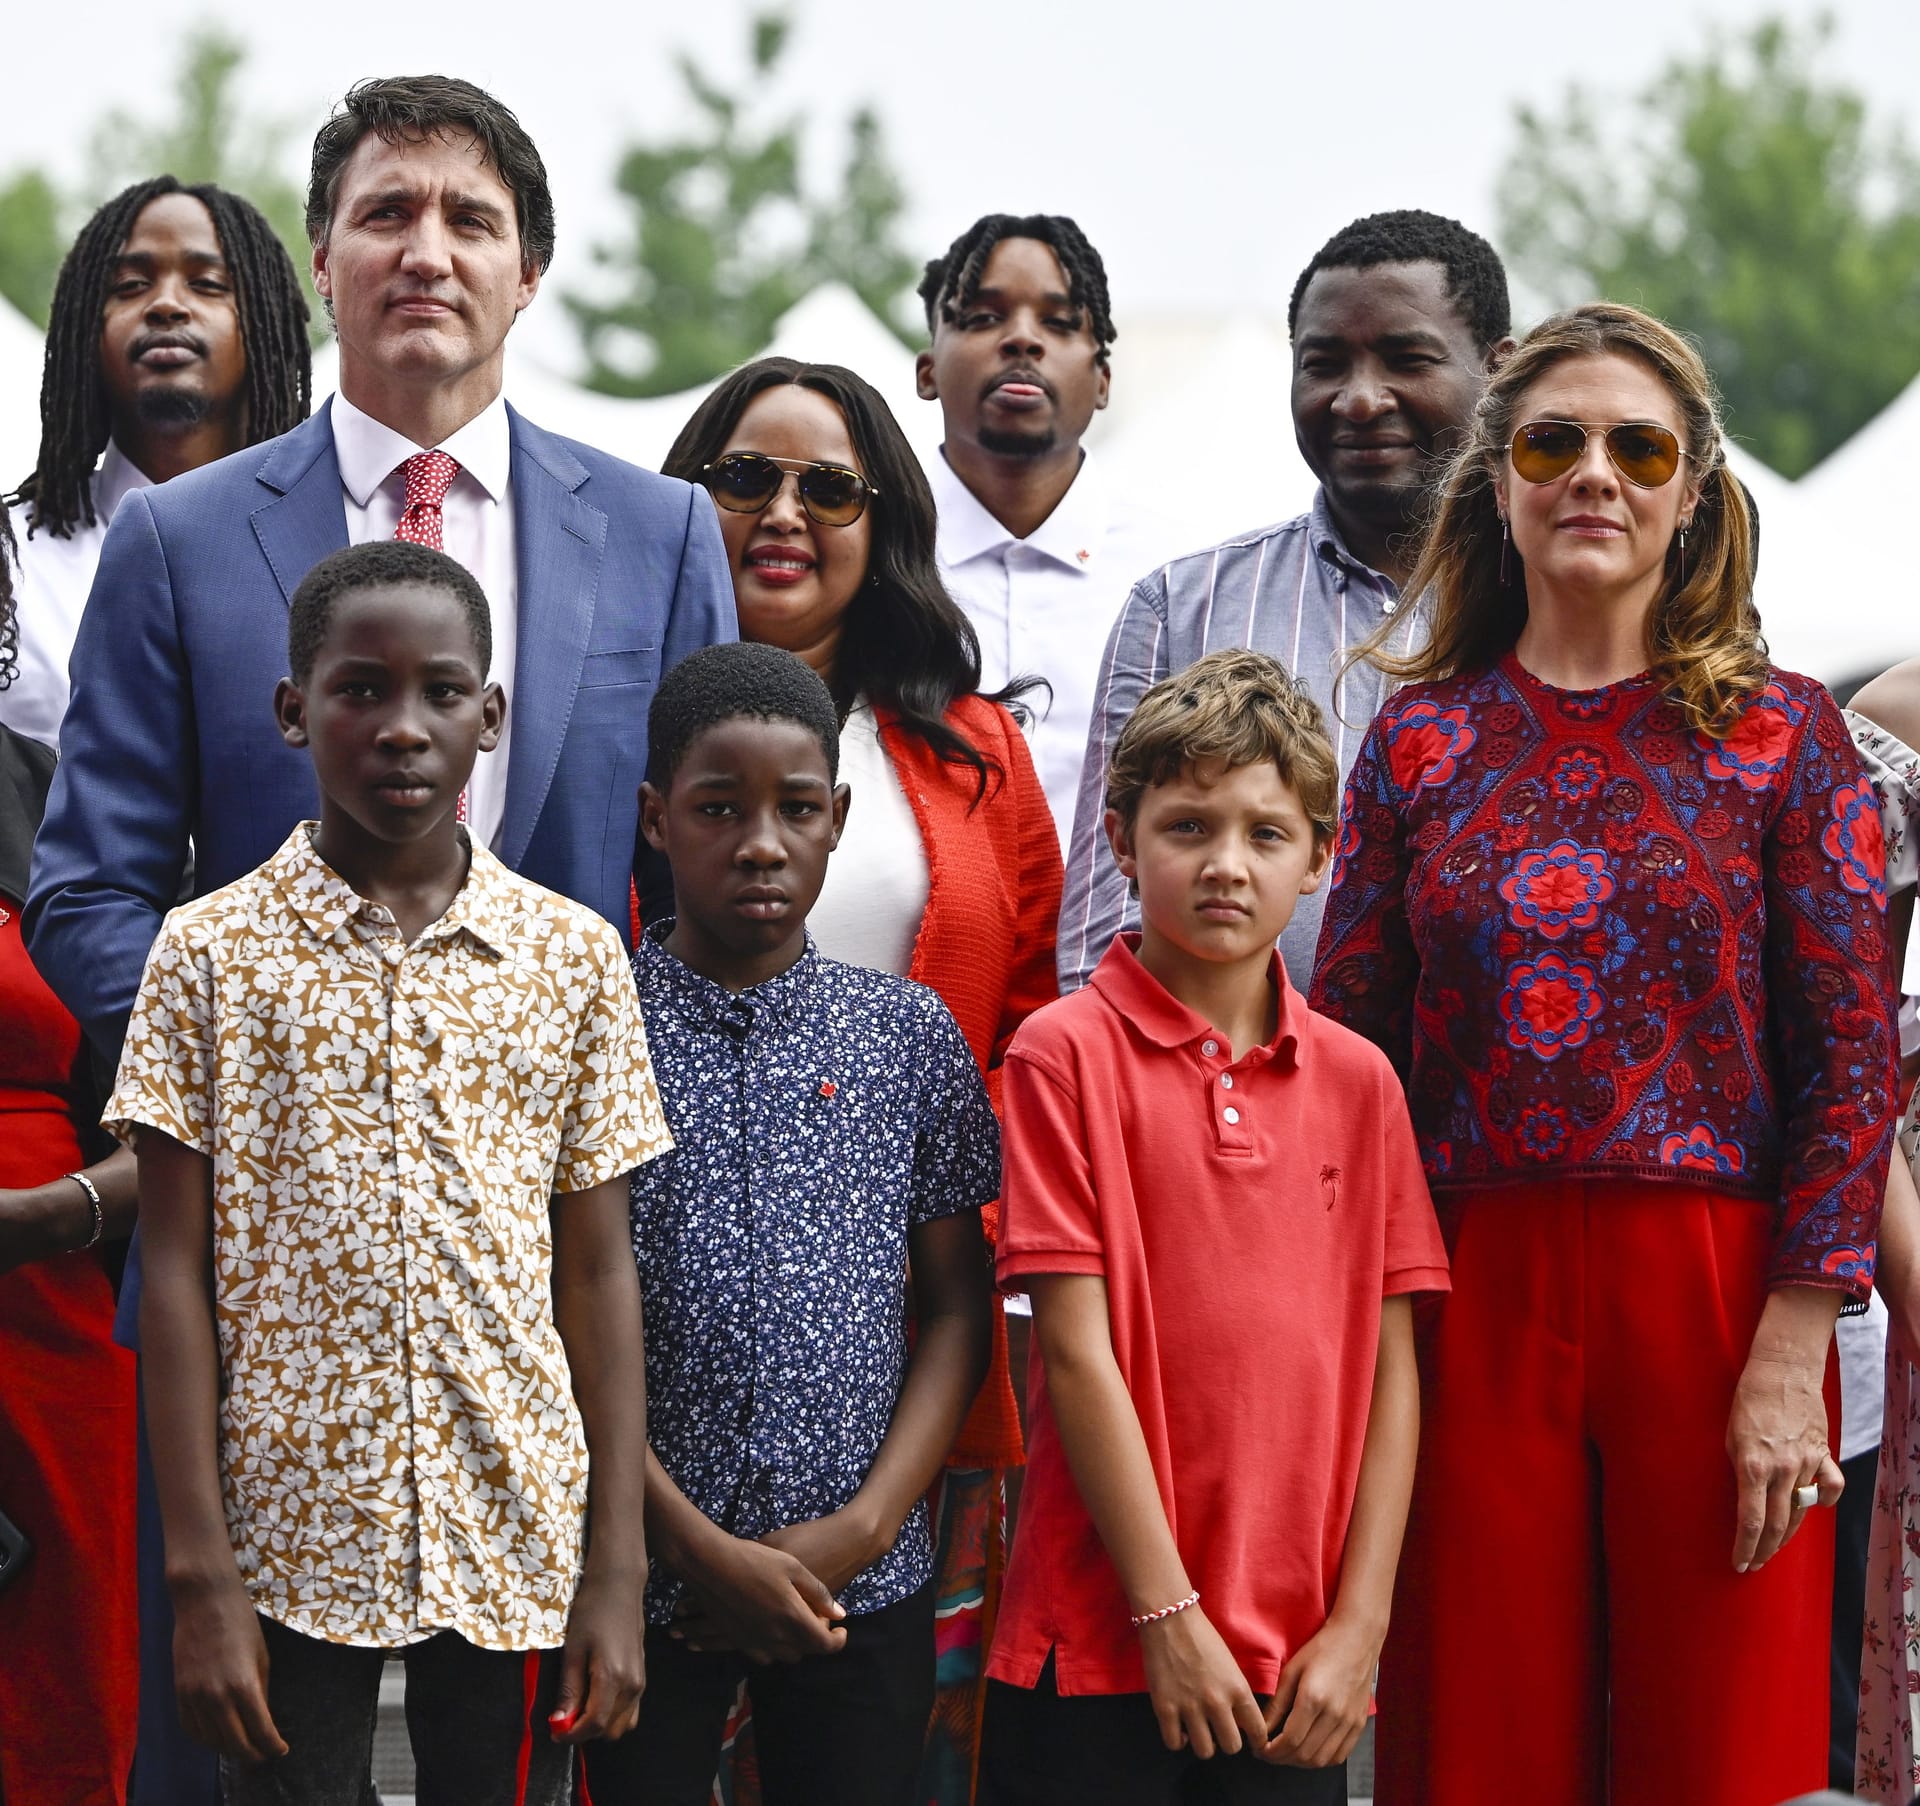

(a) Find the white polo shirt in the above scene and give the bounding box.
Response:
[1,444,152,749]
[929,448,1196,852]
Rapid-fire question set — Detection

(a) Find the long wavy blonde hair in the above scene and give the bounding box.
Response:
[1352,301,1764,736]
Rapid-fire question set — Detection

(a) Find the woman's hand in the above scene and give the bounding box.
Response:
[671,1534,847,1664]
[1137,1606,1269,1759]
[1726,1283,1846,1572]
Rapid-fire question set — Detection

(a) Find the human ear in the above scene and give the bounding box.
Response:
[1093,360,1112,413]
[1485,335,1517,375]
[311,239,331,303]
[478,682,506,753]
[1299,833,1335,895]
[638,782,671,855]
[914,349,939,402]
[828,782,852,852]
[1103,807,1137,884]
[273,677,309,750]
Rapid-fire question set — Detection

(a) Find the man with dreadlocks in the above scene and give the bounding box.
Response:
[916,213,1194,851]
[1056,209,1517,995]
[0,177,310,749]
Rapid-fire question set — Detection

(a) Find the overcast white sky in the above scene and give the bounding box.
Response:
[8,0,1918,377]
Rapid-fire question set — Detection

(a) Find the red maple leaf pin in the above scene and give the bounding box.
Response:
[818,1080,837,1099]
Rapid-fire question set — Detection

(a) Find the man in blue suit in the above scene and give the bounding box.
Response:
[26,73,732,1802]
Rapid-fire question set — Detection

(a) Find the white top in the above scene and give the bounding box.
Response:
[331,392,518,853]
[1,444,153,749]
[806,702,930,978]
[929,447,1196,853]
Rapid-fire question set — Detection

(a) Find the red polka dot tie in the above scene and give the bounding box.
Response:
[394,450,461,552]
[393,449,470,822]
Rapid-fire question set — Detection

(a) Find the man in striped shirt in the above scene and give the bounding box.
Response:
[1057,210,1516,991]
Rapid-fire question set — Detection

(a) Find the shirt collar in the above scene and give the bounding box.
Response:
[270,823,517,957]
[634,919,821,1033]
[931,445,1111,574]
[331,389,513,507]
[1089,932,1302,1067]
[1308,487,1398,595]
[94,441,153,522]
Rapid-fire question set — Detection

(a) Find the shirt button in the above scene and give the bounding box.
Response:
[1220,1074,1234,1089]
[1202,1040,1219,1057]
[1223,1106,1241,1125]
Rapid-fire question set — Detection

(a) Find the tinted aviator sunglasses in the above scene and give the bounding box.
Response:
[1509,419,1691,489]
[700,452,878,527]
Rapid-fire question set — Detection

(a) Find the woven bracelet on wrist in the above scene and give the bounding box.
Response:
[1130,1590,1200,1629]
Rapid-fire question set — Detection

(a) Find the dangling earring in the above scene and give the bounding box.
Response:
[1676,520,1689,586]
[1499,516,1511,585]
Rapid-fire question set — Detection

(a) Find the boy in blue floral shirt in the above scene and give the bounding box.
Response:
[584,642,997,1806]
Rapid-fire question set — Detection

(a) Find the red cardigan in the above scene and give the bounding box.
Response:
[878,696,1064,1467]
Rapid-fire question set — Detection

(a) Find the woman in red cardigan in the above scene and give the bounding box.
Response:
[661,357,1063,1805]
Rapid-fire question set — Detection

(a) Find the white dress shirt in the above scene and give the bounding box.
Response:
[806,701,930,978]
[331,392,517,852]
[1,444,152,749]
[929,448,1197,852]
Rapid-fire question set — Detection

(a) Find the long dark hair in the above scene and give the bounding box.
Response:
[0,507,17,691]
[8,175,311,539]
[664,357,1038,804]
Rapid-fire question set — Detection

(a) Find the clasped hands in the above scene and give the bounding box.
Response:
[669,1505,881,1663]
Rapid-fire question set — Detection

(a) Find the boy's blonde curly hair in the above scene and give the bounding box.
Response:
[1105,649,1340,843]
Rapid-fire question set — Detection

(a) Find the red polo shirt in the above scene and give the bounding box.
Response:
[989,935,1448,1696]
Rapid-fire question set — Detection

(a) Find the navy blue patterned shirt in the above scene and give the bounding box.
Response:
[630,924,1000,1620]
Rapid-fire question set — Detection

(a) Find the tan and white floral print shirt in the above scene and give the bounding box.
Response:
[105,825,671,1652]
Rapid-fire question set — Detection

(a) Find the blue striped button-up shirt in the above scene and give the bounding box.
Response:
[1057,490,1426,992]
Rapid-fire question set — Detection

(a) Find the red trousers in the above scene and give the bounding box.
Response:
[1377,1180,1834,1806]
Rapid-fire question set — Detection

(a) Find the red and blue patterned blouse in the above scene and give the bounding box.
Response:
[1309,652,1896,1299]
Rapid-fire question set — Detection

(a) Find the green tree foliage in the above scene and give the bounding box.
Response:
[1498,16,1920,477]
[0,170,62,328]
[0,28,321,342]
[569,12,919,398]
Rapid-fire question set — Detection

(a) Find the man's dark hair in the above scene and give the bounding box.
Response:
[918,213,1116,365]
[1287,209,1511,353]
[0,508,18,691]
[7,176,311,540]
[306,75,556,273]
[663,358,1041,805]
[647,641,841,792]
[287,541,491,683]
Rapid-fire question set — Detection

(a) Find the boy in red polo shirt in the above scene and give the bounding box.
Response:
[979,649,1448,1805]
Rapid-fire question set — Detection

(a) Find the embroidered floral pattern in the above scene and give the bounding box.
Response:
[1548,748,1607,802]
[1382,700,1477,793]
[1658,1121,1746,1176]
[103,827,673,1651]
[1498,841,1616,941]
[1518,1104,1570,1159]
[1499,953,1604,1060]
[1696,679,1807,791]
[1826,774,1891,908]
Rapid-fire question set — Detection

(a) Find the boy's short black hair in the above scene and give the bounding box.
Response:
[287,542,492,683]
[1287,209,1511,354]
[648,642,841,790]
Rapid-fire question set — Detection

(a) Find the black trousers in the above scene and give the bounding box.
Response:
[219,1618,570,1806]
[583,1582,934,1806]
[977,1655,1347,1806]
[1832,1442,1879,1791]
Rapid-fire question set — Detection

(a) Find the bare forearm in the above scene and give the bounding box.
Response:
[1034,1279,1189,1614]
[1326,1297,1419,1640]
[551,1185,649,1580]
[844,1306,989,1563]
[1749,1283,1844,1369]
[137,1142,239,1595]
[0,1147,139,1269]
[643,1446,730,1578]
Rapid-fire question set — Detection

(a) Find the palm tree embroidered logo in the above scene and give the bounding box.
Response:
[1320,1164,1341,1211]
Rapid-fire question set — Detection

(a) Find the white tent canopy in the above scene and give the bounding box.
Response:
[4,284,1907,691]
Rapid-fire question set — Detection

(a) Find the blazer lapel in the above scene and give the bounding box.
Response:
[249,401,350,607]
[498,407,607,870]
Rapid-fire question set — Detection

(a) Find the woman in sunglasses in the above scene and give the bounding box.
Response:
[656,357,1063,1805]
[1311,301,1895,1806]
